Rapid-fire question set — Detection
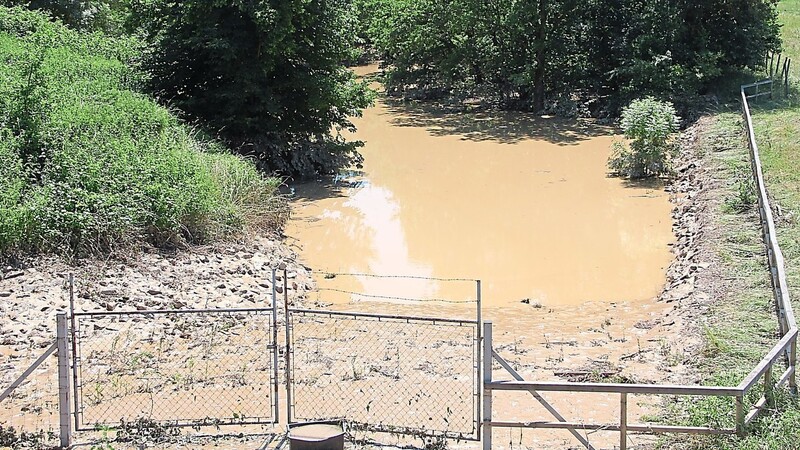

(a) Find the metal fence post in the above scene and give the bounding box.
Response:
[271,268,279,422]
[735,395,745,438]
[283,267,293,425]
[790,338,798,395]
[57,312,72,449]
[68,274,80,432]
[482,321,492,450]
[620,393,628,450]
[476,279,482,434]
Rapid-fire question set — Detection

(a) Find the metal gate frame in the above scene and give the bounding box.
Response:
[284,308,482,440]
[68,271,282,431]
[64,270,482,440]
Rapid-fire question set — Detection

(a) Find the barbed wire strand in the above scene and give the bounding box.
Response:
[315,287,477,304]
[315,271,478,283]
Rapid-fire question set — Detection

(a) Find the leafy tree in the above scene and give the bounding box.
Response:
[130,0,373,178]
[0,0,129,32]
[358,0,781,114]
[608,97,680,179]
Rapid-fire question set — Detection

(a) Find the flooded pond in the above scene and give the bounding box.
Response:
[286,65,674,308]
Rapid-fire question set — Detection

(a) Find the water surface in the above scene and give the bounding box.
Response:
[286,65,673,307]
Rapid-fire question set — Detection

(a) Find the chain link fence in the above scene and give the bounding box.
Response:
[287,309,479,439]
[72,308,277,430]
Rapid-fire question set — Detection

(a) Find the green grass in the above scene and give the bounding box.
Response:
[779,0,800,68]
[0,6,285,257]
[660,2,800,448]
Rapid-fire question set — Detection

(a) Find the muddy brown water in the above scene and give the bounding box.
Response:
[286,64,674,308]
[284,66,678,449]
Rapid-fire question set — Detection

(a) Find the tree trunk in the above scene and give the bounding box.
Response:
[533,0,547,112]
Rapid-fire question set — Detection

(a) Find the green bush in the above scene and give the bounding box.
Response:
[0,6,284,256]
[608,97,680,179]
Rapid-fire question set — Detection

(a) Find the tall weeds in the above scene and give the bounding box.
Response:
[0,6,285,257]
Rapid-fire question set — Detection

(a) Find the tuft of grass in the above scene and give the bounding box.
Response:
[0,6,285,257]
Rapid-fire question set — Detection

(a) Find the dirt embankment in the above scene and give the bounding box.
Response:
[0,235,313,438]
[1,237,313,350]
[643,116,744,385]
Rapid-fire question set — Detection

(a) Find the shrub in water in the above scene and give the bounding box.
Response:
[608,97,680,179]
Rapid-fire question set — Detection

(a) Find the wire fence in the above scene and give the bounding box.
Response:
[310,271,482,305]
[72,308,277,431]
[287,309,480,439]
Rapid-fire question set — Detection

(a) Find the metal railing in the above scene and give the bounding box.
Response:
[481,76,797,449]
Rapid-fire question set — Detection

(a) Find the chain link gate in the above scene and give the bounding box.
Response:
[66,271,482,442]
[285,309,481,440]
[70,307,279,431]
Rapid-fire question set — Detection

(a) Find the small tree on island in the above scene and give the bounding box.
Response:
[608,98,680,179]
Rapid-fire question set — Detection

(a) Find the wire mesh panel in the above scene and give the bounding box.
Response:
[288,309,479,439]
[72,308,276,430]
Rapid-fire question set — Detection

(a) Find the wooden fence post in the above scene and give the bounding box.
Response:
[482,321,493,450]
[57,313,72,449]
[770,53,776,79]
[786,59,792,98]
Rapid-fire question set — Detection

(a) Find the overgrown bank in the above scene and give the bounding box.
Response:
[654,112,797,449]
[0,7,285,258]
[657,1,800,447]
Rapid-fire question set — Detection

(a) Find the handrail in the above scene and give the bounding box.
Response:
[740,85,796,331]
[485,381,741,397]
[742,79,777,89]
[739,81,797,400]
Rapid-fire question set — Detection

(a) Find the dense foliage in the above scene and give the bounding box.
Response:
[0,6,283,257]
[357,0,782,114]
[129,0,373,178]
[608,98,680,178]
[9,0,779,179]
[0,0,128,32]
